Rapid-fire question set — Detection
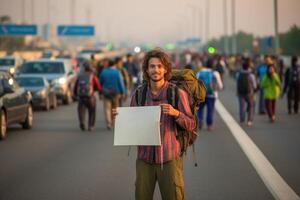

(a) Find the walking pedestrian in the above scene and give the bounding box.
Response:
[74,62,101,131]
[100,60,126,130]
[282,56,300,114]
[196,58,223,131]
[256,55,269,114]
[124,53,140,89]
[236,58,257,126]
[115,57,130,105]
[261,64,281,122]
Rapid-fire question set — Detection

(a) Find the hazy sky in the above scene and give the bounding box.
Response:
[0,0,300,45]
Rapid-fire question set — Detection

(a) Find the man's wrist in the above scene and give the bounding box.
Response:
[175,110,180,119]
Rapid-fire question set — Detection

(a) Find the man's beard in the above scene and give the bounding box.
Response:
[150,74,164,82]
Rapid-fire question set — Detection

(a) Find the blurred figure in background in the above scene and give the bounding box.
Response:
[236,58,258,127]
[100,60,126,130]
[282,56,300,114]
[191,54,203,72]
[227,55,237,78]
[97,58,110,78]
[261,64,281,122]
[74,62,102,131]
[256,55,269,114]
[89,54,98,73]
[215,55,226,81]
[115,57,129,105]
[124,54,140,90]
[278,58,285,82]
[196,58,223,131]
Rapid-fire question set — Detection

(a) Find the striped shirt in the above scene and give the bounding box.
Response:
[130,81,196,164]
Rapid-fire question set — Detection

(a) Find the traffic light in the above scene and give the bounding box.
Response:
[208,47,216,54]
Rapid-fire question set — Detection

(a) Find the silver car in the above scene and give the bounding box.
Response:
[15,76,57,111]
[19,59,77,105]
[0,56,23,75]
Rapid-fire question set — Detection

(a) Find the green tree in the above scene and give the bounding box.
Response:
[0,15,26,52]
[0,15,11,23]
[280,25,300,55]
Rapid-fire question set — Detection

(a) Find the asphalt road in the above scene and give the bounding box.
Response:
[0,76,299,200]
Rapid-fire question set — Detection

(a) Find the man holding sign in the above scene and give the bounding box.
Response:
[115,48,196,200]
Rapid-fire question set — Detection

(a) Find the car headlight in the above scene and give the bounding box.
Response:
[9,67,16,74]
[37,89,47,97]
[58,77,66,85]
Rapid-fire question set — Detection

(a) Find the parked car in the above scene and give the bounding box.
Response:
[15,76,57,111]
[0,71,33,140]
[19,59,77,105]
[0,56,24,75]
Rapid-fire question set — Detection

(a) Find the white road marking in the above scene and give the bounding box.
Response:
[215,99,300,200]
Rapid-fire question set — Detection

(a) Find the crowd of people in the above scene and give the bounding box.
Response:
[182,52,299,127]
[73,50,299,132]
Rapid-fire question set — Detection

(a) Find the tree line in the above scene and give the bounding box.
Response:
[206,25,300,56]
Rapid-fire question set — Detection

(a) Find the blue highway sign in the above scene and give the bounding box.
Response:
[57,25,95,36]
[0,24,37,36]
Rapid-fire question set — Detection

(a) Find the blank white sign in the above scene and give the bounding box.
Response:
[114,106,161,146]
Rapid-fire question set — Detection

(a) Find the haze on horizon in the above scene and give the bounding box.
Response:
[0,0,300,45]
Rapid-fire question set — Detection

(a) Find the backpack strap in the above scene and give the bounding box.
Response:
[167,84,179,109]
[135,83,148,106]
[89,74,94,95]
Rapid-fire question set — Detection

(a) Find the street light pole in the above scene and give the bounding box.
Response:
[223,0,229,55]
[86,6,91,24]
[187,5,196,38]
[205,0,210,44]
[231,0,237,54]
[274,0,280,55]
[22,0,25,23]
[177,13,191,40]
[46,0,50,24]
[31,0,35,23]
[70,0,75,24]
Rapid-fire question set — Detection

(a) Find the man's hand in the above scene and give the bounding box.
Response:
[160,104,180,118]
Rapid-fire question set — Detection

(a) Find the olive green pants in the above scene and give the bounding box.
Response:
[135,156,185,200]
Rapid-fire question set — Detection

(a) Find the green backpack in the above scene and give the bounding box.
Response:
[135,69,206,156]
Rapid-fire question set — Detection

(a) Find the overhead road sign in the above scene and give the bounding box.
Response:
[0,24,37,36]
[57,25,95,36]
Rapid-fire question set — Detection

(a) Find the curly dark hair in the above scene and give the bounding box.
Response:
[142,48,172,82]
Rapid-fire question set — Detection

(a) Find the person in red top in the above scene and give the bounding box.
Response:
[74,62,101,131]
[115,49,195,200]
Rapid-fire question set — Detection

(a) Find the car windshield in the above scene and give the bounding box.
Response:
[0,59,15,66]
[20,62,65,74]
[15,77,44,87]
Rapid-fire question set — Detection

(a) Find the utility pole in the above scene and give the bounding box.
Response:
[70,0,75,24]
[86,6,91,24]
[22,0,25,23]
[231,0,237,54]
[192,7,196,38]
[31,0,35,23]
[274,0,280,55]
[46,0,50,24]
[223,0,229,55]
[187,4,196,38]
[205,0,210,44]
